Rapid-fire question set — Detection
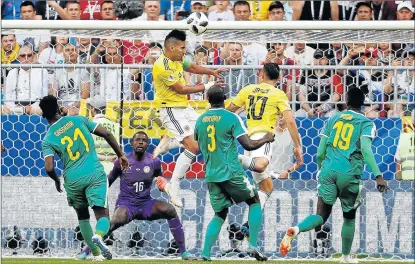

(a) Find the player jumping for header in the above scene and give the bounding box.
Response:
[227,63,303,239]
[152,29,227,208]
[80,131,196,260]
[39,95,129,261]
[279,88,389,263]
[194,85,275,261]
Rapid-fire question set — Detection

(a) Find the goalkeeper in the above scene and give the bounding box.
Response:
[194,85,275,261]
[39,95,129,261]
[280,88,388,264]
[151,29,227,208]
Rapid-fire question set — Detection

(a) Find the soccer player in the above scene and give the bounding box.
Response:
[194,85,275,261]
[39,95,129,261]
[151,29,227,208]
[227,63,303,236]
[279,88,389,264]
[81,131,197,260]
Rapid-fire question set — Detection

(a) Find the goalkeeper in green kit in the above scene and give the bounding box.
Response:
[39,95,129,261]
[194,85,274,261]
[280,88,388,264]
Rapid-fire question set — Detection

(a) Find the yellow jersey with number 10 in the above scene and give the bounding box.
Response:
[232,82,290,136]
[153,53,188,108]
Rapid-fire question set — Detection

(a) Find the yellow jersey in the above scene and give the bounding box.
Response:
[232,82,290,136]
[153,53,188,108]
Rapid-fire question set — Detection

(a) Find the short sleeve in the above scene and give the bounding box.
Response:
[159,68,181,87]
[276,91,291,113]
[361,121,376,139]
[232,87,246,107]
[232,113,248,139]
[81,116,99,133]
[42,139,55,159]
[319,119,331,138]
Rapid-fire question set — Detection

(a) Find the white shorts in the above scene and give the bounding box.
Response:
[160,106,200,142]
[247,132,272,184]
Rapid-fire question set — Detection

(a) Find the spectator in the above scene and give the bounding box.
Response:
[233,0,251,21]
[1,0,29,20]
[20,0,38,19]
[296,49,342,117]
[96,42,139,101]
[78,38,95,64]
[65,1,81,20]
[79,0,104,20]
[396,1,414,20]
[35,0,68,20]
[337,0,358,20]
[330,43,349,65]
[284,43,315,66]
[186,45,214,99]
[122,39,150,65]
[191,1,207,14]
[264,43,297,100]
[135,0,163,21]
[268,1,285,21]
[291,0,339,20]
[142,42,163,100]
[1,35,19,65]
[395,112,415,180]
[100,0,115,20]
[160,0,191,21]
[355,2,372,20]
[4,45,50,115]
[37,36,67,65]
[384,50,415,117]
[248,0,273,20]
[208,0,234,21]
[220,42,256,96]
[52,43,90,115]
[370,0,397,20]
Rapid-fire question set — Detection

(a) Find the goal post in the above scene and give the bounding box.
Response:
[1,20,414,260]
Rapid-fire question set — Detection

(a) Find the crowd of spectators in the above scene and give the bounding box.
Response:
[1,0,414,118]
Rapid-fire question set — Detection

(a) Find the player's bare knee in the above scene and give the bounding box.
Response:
[183,136,199,154]
[75,207,90,221]
[343,209,357,220]
[163,204,178,219]
[258,178,273,193]
[215,208,228,221]
[254,158,269,173]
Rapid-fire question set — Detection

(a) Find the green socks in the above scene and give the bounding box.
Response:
[79,220,100,256]
[297,214,324,232]
[95,217,110,238]
[202,216,225,258]
[248,203,262,248]
[341,218,356,255]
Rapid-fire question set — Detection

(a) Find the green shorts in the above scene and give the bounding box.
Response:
[317,168,363,212]
[64,170,109,209]
[207,174,257,213]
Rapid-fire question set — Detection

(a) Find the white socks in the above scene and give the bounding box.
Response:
[258,190,272,209]
[171,149,196,188]
[238,155,256,170]
[168,137,182,150]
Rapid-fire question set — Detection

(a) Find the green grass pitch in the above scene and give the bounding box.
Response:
[1,259,411,264]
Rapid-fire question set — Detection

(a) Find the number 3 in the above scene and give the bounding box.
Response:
[333,121,354,150]
[61,128,90,161]
[207,125,216,152]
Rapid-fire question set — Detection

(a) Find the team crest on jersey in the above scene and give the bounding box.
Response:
[184,125,190,131]
[168,75,174,82]
[144,166,150,173]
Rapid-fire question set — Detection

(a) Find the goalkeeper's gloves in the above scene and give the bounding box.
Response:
[203,81,216,91]
[155,176,168,192]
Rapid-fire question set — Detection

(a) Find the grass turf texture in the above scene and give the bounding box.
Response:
[1,259,412,264]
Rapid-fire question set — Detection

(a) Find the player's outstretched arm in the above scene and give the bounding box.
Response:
[44,156,63,193]
[282,110,304,169]
[361,136,388,193]
[169,80,224,95]
[237,132,275,151]
[93,125,129,170]
[184,62,228,79]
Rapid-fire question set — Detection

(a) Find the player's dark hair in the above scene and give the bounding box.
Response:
[234,1,250,10]
[133,131,149,141]
[194,45,208,56]
[268,1,284,12]
[164,30,186,48]
[39,95,60,120]
[263,63,280,80]
[20,1,35,10]
[346,88,365,109]
[207,85,226,107]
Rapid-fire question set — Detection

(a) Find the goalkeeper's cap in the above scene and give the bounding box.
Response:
[86,96,107,109]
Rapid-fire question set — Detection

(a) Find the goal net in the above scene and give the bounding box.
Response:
[1,20,414,261]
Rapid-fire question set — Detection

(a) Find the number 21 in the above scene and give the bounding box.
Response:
[61,128,90,161]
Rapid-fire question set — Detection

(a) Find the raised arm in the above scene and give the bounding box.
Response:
[237,133,274,151]
[185,62,228,79]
